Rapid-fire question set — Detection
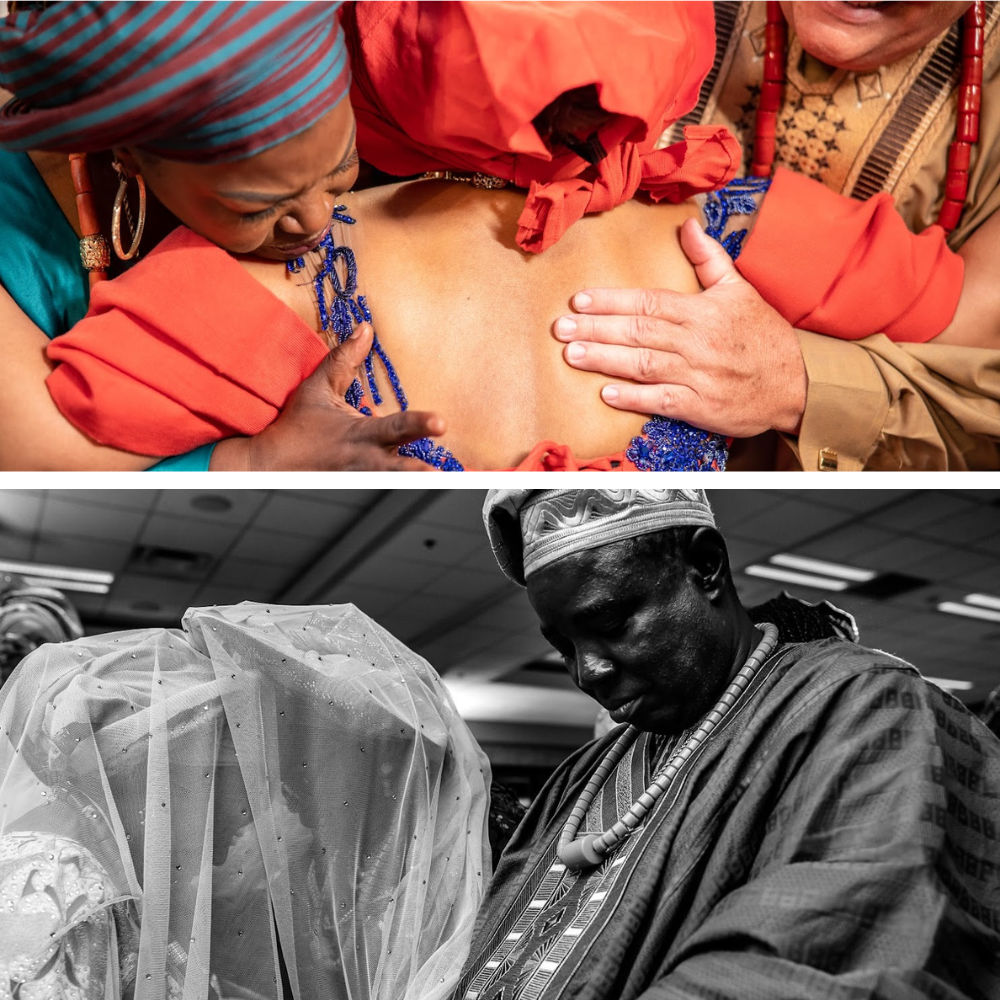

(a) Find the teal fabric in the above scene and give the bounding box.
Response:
[0,150,213,471]
[150,445,215,472]
[0,148,89,336]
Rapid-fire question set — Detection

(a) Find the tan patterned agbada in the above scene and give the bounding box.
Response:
[663,1,1000,470]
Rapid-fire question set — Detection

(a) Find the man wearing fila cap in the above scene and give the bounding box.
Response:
[458,488,1000,1000]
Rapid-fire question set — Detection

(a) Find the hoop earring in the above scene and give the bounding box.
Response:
[111,162,147,261]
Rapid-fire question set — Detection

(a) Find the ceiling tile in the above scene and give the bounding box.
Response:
[383,523,486,567]
[707,490,778,531]
[49,489,160,511]
[41,496,147,543]
[460,542,510,576]
[251,494,363,537]
[420,567,505,602]
[32,536,135,573]
[466,596,540,633]
[109,573,202,606]
[227,530,322,566]
[0,536,33,561]
[866,493,977,531]
[206,558,293,593]
[0,491,43,536]
[338,556,424,593]
[731,499,853,546]
[801,490,913,514]
[794,524,897,565]
[419,491,490,534]
[273,489,385,509]
[154,490,269,523]
[138,513,243,555]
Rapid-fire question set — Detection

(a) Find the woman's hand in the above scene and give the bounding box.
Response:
[211,324,445,470]
[554,218,808,437]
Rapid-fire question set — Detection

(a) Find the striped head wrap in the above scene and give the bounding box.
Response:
[483,489,716,586]
[0,1,350,162]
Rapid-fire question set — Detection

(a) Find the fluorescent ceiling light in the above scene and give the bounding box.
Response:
[964,593,1000,612]
[769,553,876,583]
[0,559,114,585]
[21,575,110,595]
[923,676,974,692]
[744,564,849,591]
[937,601,1000,623]
[444,680,597,727]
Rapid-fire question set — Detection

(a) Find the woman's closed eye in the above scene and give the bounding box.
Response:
[238,205,279,224]
[334,148,359,175]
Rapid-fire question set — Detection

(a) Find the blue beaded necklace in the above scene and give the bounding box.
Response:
[287,206,464,470]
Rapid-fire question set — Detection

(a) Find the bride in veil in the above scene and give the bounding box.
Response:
[0,602,490,1000]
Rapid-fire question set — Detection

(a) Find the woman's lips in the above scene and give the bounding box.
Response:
[275,222,333,257]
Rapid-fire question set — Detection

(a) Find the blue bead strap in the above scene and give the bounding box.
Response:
[290,206,462,470]
[703,176,771,261]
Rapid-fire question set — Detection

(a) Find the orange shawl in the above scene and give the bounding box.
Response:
[344,1,741,253]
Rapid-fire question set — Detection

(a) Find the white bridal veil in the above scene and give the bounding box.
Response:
[0,603,491,1000]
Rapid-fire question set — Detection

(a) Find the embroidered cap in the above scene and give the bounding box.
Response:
[483,488,716,586]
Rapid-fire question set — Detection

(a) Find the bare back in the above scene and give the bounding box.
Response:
[242,180,701,469]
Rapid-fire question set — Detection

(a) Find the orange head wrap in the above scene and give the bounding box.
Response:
[344,0,740,253]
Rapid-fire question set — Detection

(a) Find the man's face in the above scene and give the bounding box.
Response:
[526,539,732,736]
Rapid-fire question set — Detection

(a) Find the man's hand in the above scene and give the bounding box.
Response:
[212,324,444,470]
[554,217,808,437]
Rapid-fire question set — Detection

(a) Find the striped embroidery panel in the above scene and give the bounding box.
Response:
[464,733,662,1000]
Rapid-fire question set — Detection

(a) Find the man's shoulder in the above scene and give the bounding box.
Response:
[764,636,950,722]
[775,636,921,685]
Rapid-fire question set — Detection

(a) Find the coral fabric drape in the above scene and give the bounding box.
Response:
[345,1,741,253]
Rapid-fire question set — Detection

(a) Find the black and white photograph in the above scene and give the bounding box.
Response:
[0,486,997,999]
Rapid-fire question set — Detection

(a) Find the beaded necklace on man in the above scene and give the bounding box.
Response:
[752,0,984,232]
[558,621,780,871]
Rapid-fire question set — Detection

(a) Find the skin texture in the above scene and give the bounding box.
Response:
[557,220,808,437]
[235,181,701,469]
[526,528,760,737]
[780,1,972,73]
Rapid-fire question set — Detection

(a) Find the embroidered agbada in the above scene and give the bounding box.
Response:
[453,639,1000,1000]
[0,1,350,161]
[344,1,741,253]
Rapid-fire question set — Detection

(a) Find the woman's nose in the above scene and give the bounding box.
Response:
[278,193,333,237]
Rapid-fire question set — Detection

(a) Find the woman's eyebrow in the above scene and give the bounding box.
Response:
[219,123,358,204]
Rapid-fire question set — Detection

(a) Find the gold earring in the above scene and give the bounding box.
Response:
[111,160,147,261]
